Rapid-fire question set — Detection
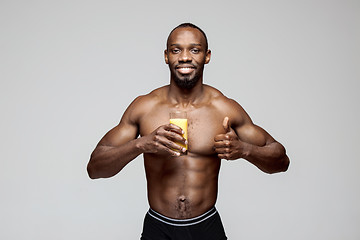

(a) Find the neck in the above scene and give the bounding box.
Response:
[168,78,204,107]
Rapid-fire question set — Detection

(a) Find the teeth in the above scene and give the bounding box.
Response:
[177,67,194,74]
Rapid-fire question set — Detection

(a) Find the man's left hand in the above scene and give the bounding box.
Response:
[214,117,247,160]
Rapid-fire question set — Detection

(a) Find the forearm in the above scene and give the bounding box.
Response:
[243,141,289,174]
[87,137,145,179]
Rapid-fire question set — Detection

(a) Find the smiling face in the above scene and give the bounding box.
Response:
[165,27,211,89]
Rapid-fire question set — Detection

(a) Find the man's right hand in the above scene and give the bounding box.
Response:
[139,124,187,156]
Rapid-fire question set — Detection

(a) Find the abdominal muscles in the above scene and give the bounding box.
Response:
[144,153,221,219]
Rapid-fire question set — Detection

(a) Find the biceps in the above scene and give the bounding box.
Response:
[99,122,139,147]
[236,124,274,147]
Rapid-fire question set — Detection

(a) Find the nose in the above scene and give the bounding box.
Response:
[179,50,191,62]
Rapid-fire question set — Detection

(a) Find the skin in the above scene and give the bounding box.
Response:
[87,27,290,219]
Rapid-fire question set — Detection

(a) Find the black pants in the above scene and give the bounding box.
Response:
[141,207,227,240]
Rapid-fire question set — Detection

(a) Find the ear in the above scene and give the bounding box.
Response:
[164,49,169,64]
[205,49,211,64]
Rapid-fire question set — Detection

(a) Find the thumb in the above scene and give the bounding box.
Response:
[223,117,231,133]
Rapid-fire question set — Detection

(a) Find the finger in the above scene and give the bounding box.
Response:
[156,143,181,156]
[154,136,183,155]
[166,123,184,134]
[214,146,230,153]
[160,143,182,156]
[223,117,230,133]
[154,135,184,152]
[157,126,186,144]
[217,153,230,160]
[163,129,186,143]
[164,139,185,152]
[156,129,187,153]
[214,140,231,148]
[214,134,229,142]
[166,147,182,156]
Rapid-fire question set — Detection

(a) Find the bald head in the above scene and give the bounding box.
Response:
[167,23,208,51]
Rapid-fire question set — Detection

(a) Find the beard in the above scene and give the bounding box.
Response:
[173,75,199,89]
[171,65,203,89]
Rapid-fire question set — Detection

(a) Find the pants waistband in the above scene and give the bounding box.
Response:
[147,207,217,226]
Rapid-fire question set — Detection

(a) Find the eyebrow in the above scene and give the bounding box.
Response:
[170,43,202,47]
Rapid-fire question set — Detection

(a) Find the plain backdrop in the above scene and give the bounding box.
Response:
[1,0,359,239]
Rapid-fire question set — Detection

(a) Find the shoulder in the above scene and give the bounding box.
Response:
[204,84,240,110]
[132,85,168,109]
[204,85,252,127]
[123,85,169,123]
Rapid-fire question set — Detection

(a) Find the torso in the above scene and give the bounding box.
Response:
[135,85,236,219]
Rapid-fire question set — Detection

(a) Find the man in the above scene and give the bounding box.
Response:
[87,23,290,240]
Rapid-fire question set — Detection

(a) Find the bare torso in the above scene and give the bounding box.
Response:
[136,85,232,219]
[87,82,288,219]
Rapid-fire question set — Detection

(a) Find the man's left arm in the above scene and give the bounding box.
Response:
[214,116,290,174]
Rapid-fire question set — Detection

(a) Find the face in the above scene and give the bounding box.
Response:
[165,27,211,89]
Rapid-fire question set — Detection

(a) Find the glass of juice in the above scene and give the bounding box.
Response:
[169,111,188,151]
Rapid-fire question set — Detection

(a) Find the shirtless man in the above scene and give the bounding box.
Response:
[87,23,290,240]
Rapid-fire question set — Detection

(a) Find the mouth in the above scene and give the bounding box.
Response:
[176,65,195,74]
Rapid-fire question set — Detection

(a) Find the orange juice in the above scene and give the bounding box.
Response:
[169,118,188,150]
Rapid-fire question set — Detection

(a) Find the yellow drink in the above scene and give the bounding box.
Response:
[169,118,188,150]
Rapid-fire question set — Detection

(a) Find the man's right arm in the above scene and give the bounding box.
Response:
[87,124,141,179]
[87,97,186,179]
[87,97,143,179]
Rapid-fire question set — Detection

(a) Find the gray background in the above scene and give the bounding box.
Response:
[1,0,359,239]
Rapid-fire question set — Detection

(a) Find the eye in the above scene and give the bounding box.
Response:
[172,48,180,54]
[191,48,200,54]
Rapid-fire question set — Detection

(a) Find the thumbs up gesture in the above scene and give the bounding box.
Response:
[214,117,245,160]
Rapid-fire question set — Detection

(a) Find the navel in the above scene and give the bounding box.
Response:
[178,195,186,202]
[175,195,191,218]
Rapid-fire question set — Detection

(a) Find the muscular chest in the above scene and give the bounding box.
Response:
[139,106,226,155]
